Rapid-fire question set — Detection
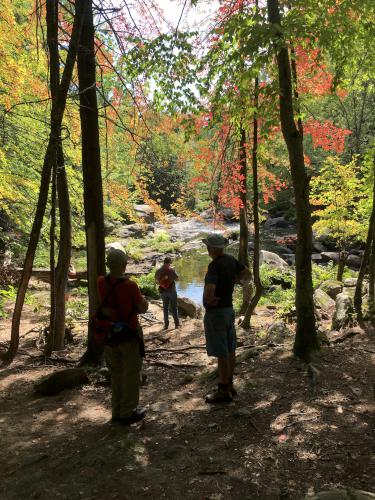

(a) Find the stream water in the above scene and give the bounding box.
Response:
[164,218,294,304]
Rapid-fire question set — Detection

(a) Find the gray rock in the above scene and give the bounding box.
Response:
[347,254,361,268]
[134,204,156,223]
[106,241,126,253]
[267,321,292,342]
[343,277,358,287]
[332,293,354,330]
[218,208,235,220]
[311,253,323,263]
[321,252,340,264]
[314,289,335,311]
[312,240,326,253]
[319,280,343,299]
[177,297,202,318]
[264,216,290,228]
[260,250,289,269]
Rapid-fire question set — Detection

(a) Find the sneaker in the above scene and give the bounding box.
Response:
[119,408,146,426]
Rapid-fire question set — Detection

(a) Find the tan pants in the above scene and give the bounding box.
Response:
[105,341,142,419]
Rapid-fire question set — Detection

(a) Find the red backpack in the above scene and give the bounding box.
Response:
[92,276,130,346]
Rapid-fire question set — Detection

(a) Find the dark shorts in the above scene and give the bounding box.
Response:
[204,307,237,357]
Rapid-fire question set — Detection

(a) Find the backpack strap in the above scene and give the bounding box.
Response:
[100,275,125,308]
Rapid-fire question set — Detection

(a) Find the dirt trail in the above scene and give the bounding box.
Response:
[0,301,375,499]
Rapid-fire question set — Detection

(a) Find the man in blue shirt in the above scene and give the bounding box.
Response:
[202,233,250,403]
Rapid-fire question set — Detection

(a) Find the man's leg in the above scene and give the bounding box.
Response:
[217,356,230,385]
[161,293,170,328]
[105,345,121,421]
[170,290,180,328]
[118,341,143,418]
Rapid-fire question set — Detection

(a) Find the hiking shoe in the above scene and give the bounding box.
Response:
[205,390,233,404]
[119,408,146,426]
[162,324,169,331]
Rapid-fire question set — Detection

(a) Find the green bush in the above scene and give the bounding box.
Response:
[133,270,159,299]
[0,286,16,318]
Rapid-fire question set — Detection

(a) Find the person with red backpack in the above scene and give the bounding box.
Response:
[155,256,180,330]
[97,248,148,425]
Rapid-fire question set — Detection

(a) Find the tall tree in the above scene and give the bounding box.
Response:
[1,1,84,364]
[45,0,72,354]
[77,0,106,364]
[241,74,262,329]
[267,0,318,361]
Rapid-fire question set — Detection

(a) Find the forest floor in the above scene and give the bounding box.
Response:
[0,290,375,500]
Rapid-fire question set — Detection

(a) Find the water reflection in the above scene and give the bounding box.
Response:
[174,250,209,304]
[174,246,239,304]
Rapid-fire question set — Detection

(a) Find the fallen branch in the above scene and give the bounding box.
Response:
[146,360,205,369]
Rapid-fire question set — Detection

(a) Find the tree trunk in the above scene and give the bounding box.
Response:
[77,0,106,365]
[45,0,59,356]
[241,76,262,329]
[238,126,252,314]
[354,157,375,321]
[369,231,375,321]
[336,250,348,282]
[2,2,84,365]
[53,145,72,350]
[267,0,318,361]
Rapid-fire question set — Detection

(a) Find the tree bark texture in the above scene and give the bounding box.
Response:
[2,2,84,364]
[77,0,106,365]
[242,76,263,328]
[267,0,318,361]
[354,157,375,321]
[238,126,252,314]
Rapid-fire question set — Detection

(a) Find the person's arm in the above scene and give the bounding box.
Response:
[137,296,149,313]
[204,262,220,306]
[132,282,149,313]
[171,269,179,282]
[203,283,220,306]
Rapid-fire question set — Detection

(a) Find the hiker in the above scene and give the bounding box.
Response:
[202,233,251,404]
[155,256,180,330]
[97,248,148,425]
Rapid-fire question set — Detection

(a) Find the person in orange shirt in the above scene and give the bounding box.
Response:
[97,248,148,425]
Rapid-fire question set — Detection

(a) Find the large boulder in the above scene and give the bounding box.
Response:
[332,292,354,330]
[314,289,335,311]
[319,280,343,299]
[267,321,293,342]
[34,368,89,396]
[264,216,290,228]
[134,204,156,223]
[312,240,327,253]
[177,297,202,318]
[218,208,235,221]
[343,277,358,287]
[347,254,361,269]
[106,241,126,253]
[260,250,289,269]
[321,252,340,264]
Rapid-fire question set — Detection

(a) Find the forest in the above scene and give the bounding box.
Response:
[0,0,374,499]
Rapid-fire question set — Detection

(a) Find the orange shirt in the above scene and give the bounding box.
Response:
[97,275,143,329]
